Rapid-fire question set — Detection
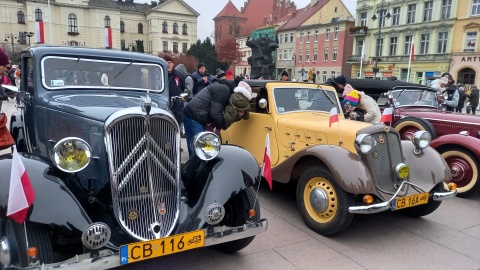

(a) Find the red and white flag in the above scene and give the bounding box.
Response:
[7,146,35,224]
[329,107,339,127]
[105,27,113,48]
[35,21,45,44]
[410,39,415,62]
[261,132,272,190]
[380,107,393,123]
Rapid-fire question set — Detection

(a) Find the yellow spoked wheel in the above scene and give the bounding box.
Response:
[296,166,354,236]
[303,177,337,223]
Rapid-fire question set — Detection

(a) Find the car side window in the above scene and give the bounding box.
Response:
[20,56,34,95]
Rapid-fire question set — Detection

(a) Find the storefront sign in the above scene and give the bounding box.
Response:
[461,56,480,62]
[365,72,374,76]
[382,72,392,77]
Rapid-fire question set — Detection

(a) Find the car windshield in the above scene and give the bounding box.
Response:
[273,87,339,113]
[391,89,438,107]
[41,56,164,92]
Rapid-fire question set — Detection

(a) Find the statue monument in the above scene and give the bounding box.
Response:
[246,34,279,79]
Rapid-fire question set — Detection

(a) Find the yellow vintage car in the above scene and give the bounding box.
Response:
[221,80,457,236]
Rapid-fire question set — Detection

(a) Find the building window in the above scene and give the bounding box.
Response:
[173,23,178,34]
[424,1,433,21]
[334,26,339,40]
[437,32,448,53]
[121,40,125,50]
[17,11,25,24]
[313,49,318,62]
[173,42,178,53]
[332,47,338,61]
[120,21,125,33]
[322,71,327,82]
[331,71,336,79]
[300,32,304,44]
[35,9,42,21]
[357,41,363,57]
[404,35,413,54]
[283,49,287,60]
[289,49,293,60]
[379,10,387,27]
[284,34,288,43]
[442,0,452,19]
[472,0,480,16]
[68,14,78,33]
[360,12,367,26]
[324,48,329,61]
[163,41,168,51]
[307,31,311,43]
[314,29,319,42]
[290,33,294,42]
[420,34,430,54]
[392,7,400,26]
[298,50,303,62]
[465,32,477,51]
[279,34,282,43]
[306,49,310,62]
[138,23,143,34]
[407,4,416,24]
[182,23,188,35]
[279,50,283,60]
[18,32,26,44]
[376,38,384,57]
[389,37,397,55]
[162,21,168,33]
[182,43,188,53]
[104,16,110,28]
[325,27,330,41]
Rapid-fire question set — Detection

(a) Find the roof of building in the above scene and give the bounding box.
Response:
[214,0,246,20]
[277,0,329,31]
[88,0,153,13]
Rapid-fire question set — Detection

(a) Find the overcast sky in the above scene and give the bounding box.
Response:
[139,0,357,41]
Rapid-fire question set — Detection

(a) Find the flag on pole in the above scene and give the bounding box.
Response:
[105,27,113,48]
[329,107,339,127]
[261,132,273,190]
[380,107,394,123]
[35,21,45,44]
[410,39,415,62]
[7,146,35,224]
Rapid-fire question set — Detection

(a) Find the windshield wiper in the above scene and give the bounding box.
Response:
[66,56,81,84]
[321,90,336,105]
[114,60,134,79]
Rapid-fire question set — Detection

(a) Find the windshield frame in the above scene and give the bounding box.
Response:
[272,86,340,114]
[40,56,165,92]
[389,88,439,109]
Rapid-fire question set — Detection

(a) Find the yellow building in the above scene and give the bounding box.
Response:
[348,0,456,83]
[0,0,198,55]
[449,0,480,88]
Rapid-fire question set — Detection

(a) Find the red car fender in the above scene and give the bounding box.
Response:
[430,134,480,160]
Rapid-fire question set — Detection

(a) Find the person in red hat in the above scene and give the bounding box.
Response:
[225,70,234,80]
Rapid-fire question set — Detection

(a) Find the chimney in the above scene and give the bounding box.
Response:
[151,1,157,7]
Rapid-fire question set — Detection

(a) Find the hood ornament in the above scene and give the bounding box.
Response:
[142,90,152,116]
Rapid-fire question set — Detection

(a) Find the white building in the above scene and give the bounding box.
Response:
[235,35,252,77]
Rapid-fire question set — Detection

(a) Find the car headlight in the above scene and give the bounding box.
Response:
[192,132,221,161]
[395,163,410,179]
[412,131,431,150]
[354,134,376,154]
[52,137,92,173]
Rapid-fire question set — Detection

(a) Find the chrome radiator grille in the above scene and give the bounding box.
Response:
[105,111,180,241]
[368,132,403,194]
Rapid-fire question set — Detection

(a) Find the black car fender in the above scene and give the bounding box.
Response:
[9,111,27,152]
[0,153,92,234]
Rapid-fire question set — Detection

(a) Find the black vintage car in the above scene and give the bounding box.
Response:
[0,46,267,269]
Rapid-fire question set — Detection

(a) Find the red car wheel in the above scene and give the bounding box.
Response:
[440,148,480,197]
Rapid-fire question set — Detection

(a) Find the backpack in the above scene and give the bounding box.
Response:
[185,74,199,96]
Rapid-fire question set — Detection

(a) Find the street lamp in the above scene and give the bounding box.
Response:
[371,2,391,78]
[24,32,34,46]
[4,34,19,53]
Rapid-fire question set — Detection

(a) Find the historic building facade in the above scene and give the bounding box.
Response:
[0,0,198,55]
[235,35,252,78]
[449,0,480,88]
[349,0,456,83]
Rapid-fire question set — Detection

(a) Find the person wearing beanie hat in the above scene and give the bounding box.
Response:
[341,90,360,108]
[215,69,227,80]
[192,62,211,96]
[342,90,381,124]
[281,71,290,81]
[456,86,467,113]
[439,72,458,112]
[226,70,234,80]
[334,75,347,88]
[222,81,253,129]
[0,49,9,77]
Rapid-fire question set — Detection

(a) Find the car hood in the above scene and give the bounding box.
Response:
[397,107,480,123]
[46,93,166,122]
[276,112,372,153]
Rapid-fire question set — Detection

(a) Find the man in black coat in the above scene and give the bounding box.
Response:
[441,72,459,112]
[163,55,185,131]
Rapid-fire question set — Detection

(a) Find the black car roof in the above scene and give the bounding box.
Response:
[346,78,434,95]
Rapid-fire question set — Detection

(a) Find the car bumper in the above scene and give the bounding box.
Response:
[348,181,457,214]
[5,219,268,270]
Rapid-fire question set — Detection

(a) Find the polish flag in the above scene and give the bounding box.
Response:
[261,132,273,190]
[7,146,35,224]
[329,107,339,127]
[105,27,113,48]
[35,21,45,44]
[410,39,415,62]
[380,107,394,123]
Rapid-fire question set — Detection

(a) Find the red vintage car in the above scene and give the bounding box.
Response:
[347,79,480,197]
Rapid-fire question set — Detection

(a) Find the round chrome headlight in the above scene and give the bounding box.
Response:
[354,134,376,154]
[412,131,431,150]
[192,132,221,161]
[52,137,92,173]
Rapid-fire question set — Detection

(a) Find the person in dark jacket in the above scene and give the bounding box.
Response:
[163,55,185,130]
[466,86,479,115]
[456,87,467,113]
[183,80,252,157]
[440,72,459,112]
[192,63,211,96]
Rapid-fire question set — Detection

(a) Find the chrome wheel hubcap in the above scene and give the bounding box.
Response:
[309,188,328,213]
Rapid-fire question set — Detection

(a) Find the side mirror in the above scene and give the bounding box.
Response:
[259,98,268,109]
